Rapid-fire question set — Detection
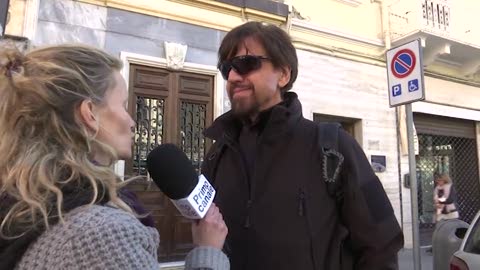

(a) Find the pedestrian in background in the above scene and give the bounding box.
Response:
[434,173,459,221]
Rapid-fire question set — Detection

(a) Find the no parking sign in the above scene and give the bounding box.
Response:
[386,39,425,107]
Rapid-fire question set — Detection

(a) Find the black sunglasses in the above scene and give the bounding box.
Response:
[218,55,270,80]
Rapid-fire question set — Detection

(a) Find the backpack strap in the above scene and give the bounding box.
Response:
[317,122,345,202]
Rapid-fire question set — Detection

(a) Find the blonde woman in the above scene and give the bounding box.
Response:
[434,173,459,221]
[0,44,229,270]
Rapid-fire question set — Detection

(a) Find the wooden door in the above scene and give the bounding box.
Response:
[126,64,214,262]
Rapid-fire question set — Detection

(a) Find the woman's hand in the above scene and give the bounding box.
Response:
[191,203,228,250]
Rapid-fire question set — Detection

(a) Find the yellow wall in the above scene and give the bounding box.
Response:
[451,0,480,47]
[75,0,480,60]
[69,0,480,85]
[292,0,383,44]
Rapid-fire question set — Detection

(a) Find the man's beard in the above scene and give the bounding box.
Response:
[230,94,260,118]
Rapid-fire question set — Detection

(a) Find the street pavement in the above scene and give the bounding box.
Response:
[399,248,434,270]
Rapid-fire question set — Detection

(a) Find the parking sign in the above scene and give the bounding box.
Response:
[386,39,425,107]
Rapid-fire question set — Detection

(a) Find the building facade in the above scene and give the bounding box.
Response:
[3,0,480,266]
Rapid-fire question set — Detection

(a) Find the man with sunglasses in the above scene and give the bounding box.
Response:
[202,21,404,270]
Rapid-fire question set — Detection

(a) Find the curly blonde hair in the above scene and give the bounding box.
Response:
[0,44,131,238]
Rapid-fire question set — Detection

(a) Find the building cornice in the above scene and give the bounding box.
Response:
[77,0,286,32]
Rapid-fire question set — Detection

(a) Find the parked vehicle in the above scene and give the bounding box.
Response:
[450,211,480,270]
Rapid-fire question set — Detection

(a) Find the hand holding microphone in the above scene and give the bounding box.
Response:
[146,144,228,249]
[192,203,228,249]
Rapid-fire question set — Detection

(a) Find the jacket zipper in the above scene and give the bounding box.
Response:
[223,133,253,229]
[298,189,306,216]
[339,241,344,270]
[299,188,319,270]
[245,199,253,228]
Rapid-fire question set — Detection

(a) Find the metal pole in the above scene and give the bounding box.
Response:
[406,103,421,270]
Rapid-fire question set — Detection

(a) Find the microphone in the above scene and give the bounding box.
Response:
[146,144,216,219]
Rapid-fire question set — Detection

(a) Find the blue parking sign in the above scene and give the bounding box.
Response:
[408,79,419,92]
[392,84,402,97]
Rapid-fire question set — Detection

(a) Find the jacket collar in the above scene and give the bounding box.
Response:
[204,92,303,143]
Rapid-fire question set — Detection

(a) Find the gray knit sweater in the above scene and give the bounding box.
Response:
[15,205,229,270]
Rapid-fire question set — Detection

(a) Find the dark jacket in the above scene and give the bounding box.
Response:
[201,92,404,270]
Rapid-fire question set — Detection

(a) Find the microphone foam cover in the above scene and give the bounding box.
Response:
[146,144,198,200]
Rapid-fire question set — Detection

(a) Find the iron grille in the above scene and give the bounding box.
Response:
[416,133,480,244]
[416,134,480,245]
[179,101,207,173]
[422,0,450,31]
[133,96,165,175]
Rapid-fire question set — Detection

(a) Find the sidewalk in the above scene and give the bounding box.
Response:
[399,248,433,270]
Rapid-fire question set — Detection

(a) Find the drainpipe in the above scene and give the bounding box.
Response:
[372,0,391,51]
[373,0,405,232]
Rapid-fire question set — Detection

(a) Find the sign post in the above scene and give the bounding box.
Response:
[386,39,425,270]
